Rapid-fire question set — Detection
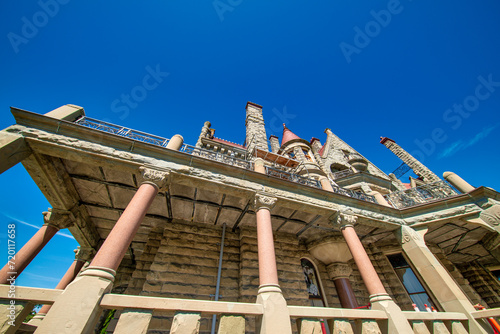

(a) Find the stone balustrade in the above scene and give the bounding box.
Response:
[3,284,494,334]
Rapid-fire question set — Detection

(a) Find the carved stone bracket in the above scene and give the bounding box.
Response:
[74,246,96,262]
[332,211,358,229]
[43,208,75,230]
[480,204,500,227]
[138,166,170,191]
[254,193,277,211]
[397,225,427,247]
[327,262,353,280]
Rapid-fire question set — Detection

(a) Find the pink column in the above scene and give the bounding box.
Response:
[336,213,387,296]
[0,209,73,284]
[256,200,279,286]
[90,167,169,271]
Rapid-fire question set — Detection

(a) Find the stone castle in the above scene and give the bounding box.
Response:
[1,102,500,333]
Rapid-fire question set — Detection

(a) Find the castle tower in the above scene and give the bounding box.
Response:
[245,102,268,152]
[280,124,325,178]
[380,137,440,183]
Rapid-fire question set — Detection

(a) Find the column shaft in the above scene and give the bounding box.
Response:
[341,226,386,296]
[256,208,279,286]
[90,183,158,271]
[0,225,58,284]
[334,278,359,309]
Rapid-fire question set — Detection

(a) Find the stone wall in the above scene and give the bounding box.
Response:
[457,261,500,308]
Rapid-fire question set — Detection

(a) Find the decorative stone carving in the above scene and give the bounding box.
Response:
[138,166,170,191]
[399,226,426,247]
[327,263,352,280]
[332,211,358,229]
[43,208,75,230]
[254,193,277,211]
[480,204,500,227]
[74,246,95,262]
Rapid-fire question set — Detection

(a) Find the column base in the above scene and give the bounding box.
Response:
[369,293,414,333]
[34,267,115,334]
[256,284,292,334]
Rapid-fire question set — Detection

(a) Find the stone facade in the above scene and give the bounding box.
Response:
[2,103,500,333]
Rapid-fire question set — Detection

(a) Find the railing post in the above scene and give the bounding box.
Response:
[114,309,153,334]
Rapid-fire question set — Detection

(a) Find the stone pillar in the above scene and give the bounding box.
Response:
[195,121,211,148]
[443,172,475,193]
[34,167,169,334]
[166,134,184,150]
[326,263,358,309]
[254,157,266,174]
[369,190,391,207]
[396,226,489,334]
[44,104,85,122]
[320,177,335,192]
[0,130,31,175]
[269,135,280,153]
[0,208,74,284]
[334,212,414,333]
[30,247,95,324]
[253,193,292,334]
[380,137,440,183]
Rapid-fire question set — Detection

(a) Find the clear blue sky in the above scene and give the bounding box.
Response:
[1,1,499,288]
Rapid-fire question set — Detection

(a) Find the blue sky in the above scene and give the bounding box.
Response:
[1,1,499,288]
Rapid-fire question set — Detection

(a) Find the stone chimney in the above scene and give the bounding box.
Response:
[380,137,440,183]
[245,102,268,152]
[269,135,280,153]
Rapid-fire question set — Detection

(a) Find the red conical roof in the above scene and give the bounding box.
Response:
[281,123,301,146]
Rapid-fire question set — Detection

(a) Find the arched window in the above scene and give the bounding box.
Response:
[301,258,325,307]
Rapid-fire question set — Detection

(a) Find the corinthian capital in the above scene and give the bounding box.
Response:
[327,263,353,280]
[43,208,75,230]
[254,193,277,211]
[139,166,170,191]
[332,211,358,229]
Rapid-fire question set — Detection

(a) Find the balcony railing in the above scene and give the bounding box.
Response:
[330,169,354,180]
[265,166,322,188]
[384,180,458,209]
[75,117,172,147]
[180,144,253,170]
[0,285,481,334]
[329,183,377,203]
[73,117,378,205]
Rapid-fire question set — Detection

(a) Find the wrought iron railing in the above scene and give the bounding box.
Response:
[75,117,171,147]
[265,166,322,188]
[181,144,253,170]
[330,169,354,180]
[328,182,377,203]
[384,181,458,209]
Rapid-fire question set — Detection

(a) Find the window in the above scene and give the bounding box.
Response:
[301,259,330,334]
[387,253,435,311]
[491,269,500,280]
